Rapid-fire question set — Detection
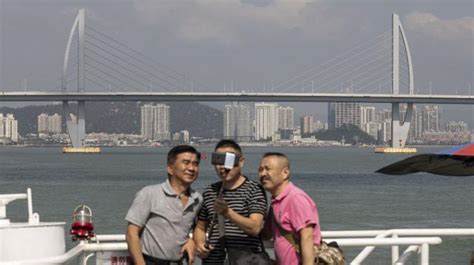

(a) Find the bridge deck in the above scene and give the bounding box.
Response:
[1,92,473,104]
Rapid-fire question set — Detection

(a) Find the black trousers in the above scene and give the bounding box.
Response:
[142,254,184,265]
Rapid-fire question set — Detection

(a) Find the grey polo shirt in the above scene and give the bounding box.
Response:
[126,179,202,260]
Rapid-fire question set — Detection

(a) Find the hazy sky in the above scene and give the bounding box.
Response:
[0,0,473,121]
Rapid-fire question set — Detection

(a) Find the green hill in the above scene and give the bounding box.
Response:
[313,124,376,145]
[0,102,223,138]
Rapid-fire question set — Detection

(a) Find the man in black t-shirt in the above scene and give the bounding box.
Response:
[194,139,268,265]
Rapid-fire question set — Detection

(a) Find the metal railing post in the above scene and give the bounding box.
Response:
[392,233,399,264]
[83,253,95,265]
[419,243,429,265]
[394,245,419,265]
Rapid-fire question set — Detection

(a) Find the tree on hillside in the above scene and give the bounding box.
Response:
[313,124,376,145]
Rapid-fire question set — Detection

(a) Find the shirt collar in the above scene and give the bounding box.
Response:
[162,179,176,196]
[163,178,199,200]
[272,182,294,203]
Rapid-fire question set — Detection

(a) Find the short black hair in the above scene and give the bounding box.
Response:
[262,152,290,169]
[214,139,242,155]
[167,145,201,165]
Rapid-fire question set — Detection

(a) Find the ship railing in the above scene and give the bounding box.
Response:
[7,229,473,265]
[70,235,444,265]
[0,188,40,225]
[322,228,474,264]
[5,240,128,265]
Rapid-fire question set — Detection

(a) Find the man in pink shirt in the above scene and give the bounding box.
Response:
[259,152,321,265]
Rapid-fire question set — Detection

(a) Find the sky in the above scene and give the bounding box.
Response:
[0,0,473,122]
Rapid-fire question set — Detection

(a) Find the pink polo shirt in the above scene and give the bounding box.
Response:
[270,182,321,265]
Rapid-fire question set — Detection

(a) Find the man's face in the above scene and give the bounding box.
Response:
[167,152,200,185]
[258,156,289,194]
[214,146,243,183]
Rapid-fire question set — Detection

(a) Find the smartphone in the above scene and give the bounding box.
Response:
[211,152,240,168]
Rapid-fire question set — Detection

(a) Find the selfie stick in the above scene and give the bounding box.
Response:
[206,153,236,247]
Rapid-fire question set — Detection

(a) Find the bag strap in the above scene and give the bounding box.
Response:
[270,208,301,253]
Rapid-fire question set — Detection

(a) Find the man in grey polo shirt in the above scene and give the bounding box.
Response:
[126,145,203,265]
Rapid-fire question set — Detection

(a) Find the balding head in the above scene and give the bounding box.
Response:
[262,152,290,169]
[259,152,291,197]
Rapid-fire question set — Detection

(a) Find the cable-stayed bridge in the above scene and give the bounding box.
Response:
[1,9,472,148]
[1,92,472,104]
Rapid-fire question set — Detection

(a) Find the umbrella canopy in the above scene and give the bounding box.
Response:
[376,143,474,176]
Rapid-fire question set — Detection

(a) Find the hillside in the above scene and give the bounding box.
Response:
[313,124,377,145]
[0,102,223,138]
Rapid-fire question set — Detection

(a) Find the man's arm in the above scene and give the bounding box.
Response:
[299,226,315,265]
[214,198,264,236]
[194,220,214,259]
[180,238,196,265]
[126,223,145,265]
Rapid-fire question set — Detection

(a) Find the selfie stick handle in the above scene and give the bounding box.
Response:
[206,178,226,246]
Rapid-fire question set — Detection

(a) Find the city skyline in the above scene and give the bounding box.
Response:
[1,101,471,146]
[1,1,472,124]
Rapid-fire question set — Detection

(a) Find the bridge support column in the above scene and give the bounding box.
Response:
[62,9,86,149]
[390,13,415,148]
[63,100,86,148]
[391,102,413,148]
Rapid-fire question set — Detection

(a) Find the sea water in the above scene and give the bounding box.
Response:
[1,146,473,264]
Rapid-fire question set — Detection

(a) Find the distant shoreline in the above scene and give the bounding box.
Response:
[0,143,458,148]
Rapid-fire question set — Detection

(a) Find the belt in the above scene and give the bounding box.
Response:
[142,254,183,265]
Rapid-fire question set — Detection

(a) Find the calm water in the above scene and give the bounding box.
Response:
[1,146,473,264]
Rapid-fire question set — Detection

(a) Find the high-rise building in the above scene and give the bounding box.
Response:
[181,130,190,143]
[0,114,4,138]
[422,105,441,132]
[300,115,314,135]
[153,104,170,141]
[223,103,252,141]
[38,113,62,134]
[414,106,423,140]
[1,113,18,142]
[49,113,62,134]
[360,106,376,125]
[364,122,379,140]
[141,104,154,140]
[278,106,294,130]
[38,113,49,133]
[328,102,361,129]
[402,105,422,143]
[11,118,18,142]
[172,132,181,141]
[255,103,278,141]
[359,106,377,138]
[378,120,392,144]
[376,109,392,123]
[223,104,234,139]
[141,104,170,141]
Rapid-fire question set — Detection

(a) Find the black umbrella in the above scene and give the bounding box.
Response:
[376,143,474,176]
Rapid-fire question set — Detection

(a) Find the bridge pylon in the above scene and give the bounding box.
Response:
[62,9,86,148]
[391,13,414,148]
